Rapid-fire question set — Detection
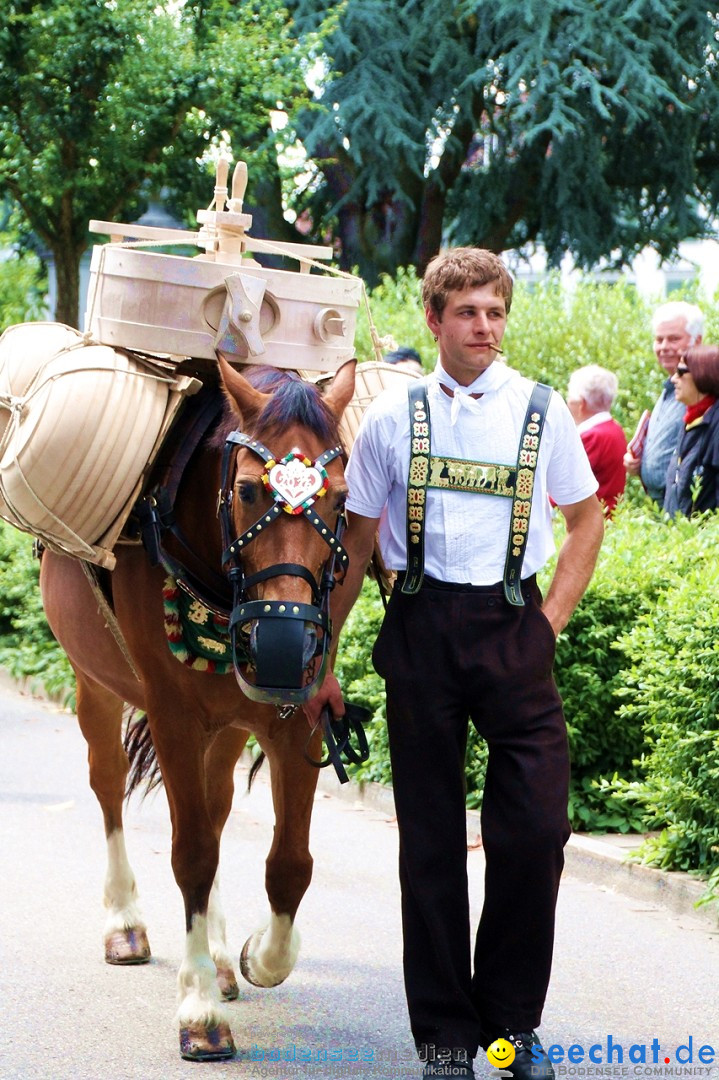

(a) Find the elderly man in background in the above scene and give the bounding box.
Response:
[566,364,627,515]
[624,300,704,504]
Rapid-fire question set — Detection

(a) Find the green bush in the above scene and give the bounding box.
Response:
[333,579,392,785]
[504,277,658,432]
[0,524,75,705]
[614,513,719,895]
[353,265,436,370]
[538,503,694,832]
[314,273,717,900]
[340,507,719,905]
[0,248,63,696]
[0,243,48,330]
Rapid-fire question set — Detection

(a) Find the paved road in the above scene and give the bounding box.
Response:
[1,681,718,1080]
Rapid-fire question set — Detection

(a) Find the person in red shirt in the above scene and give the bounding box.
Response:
[566,365,627,515]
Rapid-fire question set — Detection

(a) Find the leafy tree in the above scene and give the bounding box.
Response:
[0,0,308,327]
[288,0,719,283]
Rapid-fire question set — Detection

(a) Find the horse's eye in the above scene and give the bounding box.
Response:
[334,491,347,513]
[235,479,259,505]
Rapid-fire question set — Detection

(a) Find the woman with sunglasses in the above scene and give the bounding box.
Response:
[663,344,719,516]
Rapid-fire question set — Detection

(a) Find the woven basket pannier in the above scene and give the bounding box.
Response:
[0,322,199,568]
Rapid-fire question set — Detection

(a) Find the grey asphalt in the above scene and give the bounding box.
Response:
[1,679,718,1080]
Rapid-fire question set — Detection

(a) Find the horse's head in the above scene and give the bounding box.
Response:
[217,356,356,707]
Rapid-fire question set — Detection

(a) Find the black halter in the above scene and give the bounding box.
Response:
[218,430,348,706]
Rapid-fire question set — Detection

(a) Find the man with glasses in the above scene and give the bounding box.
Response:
[624,301,704,504]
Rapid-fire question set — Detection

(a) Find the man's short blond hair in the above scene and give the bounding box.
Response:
[421,247,514,318]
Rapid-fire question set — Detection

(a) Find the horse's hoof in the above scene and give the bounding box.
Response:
[104,927,151,965]
[180,1021,236,1061]
[239,936,287,988]
[216,965,239,1000]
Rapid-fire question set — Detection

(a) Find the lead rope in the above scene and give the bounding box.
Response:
[80,560,141,682]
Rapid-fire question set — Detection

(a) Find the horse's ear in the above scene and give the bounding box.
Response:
[217,354,270,423]
[322,358,356,420]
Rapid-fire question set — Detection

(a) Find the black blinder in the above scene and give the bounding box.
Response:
[253,617,308,690]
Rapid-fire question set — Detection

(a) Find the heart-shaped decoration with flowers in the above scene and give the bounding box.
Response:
[264,450,329,514]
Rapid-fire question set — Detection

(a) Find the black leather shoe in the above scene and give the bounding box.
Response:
[423,1058,475,1078]
[480,1028,554,1080]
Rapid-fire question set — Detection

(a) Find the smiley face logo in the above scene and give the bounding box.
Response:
[486,1038,516,1069]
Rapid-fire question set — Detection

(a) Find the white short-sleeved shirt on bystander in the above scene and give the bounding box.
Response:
[345,359,598,586]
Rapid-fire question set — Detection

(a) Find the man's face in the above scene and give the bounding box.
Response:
[653,316,696,376]
[425,283,507,386]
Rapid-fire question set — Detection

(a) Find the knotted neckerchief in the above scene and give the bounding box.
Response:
[434,357,513,423]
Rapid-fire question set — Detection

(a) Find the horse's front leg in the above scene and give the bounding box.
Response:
[149,712,235,1062]
[203,725,251,1001]
[240,721,320,988]
[74,674,151,965]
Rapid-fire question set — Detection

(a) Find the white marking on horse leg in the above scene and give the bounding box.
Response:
[207,873,231,969]
[102,828,145,934]
[207,872,238,999]
[176,913,229,1029]
[240,913,300,987]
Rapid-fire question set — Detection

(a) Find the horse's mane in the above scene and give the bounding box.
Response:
[213,366,340,447]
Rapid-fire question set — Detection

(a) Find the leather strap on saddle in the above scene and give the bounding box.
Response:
[400,379,552,605]
[134,382,230,611]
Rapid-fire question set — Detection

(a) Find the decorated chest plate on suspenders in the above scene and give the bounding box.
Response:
[400,379,553,605]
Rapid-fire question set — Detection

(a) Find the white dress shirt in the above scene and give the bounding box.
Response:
[345,359,598,585]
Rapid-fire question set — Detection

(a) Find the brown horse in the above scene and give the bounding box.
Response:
[39,356,356,1061]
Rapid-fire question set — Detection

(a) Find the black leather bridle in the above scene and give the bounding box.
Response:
[218,430,349,707]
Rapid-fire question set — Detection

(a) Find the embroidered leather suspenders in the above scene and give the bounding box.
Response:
[503,381,552,605]
[401,381,432,595]
[400,380,553,606]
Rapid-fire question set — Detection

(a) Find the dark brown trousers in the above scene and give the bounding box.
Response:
[372,575,570,1060]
